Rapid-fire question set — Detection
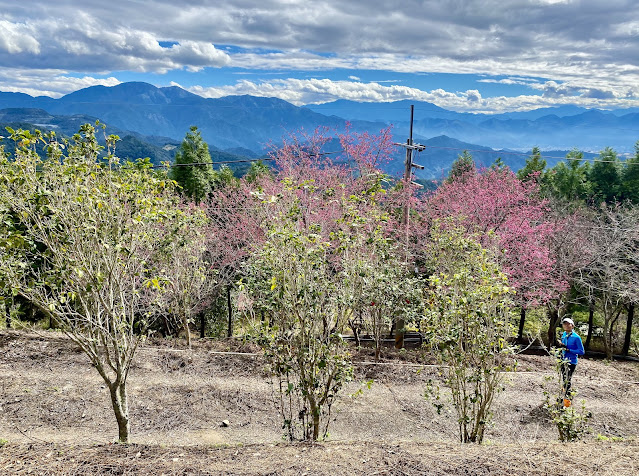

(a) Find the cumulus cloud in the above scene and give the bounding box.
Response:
[0,69,121,97]
[477,77,541,86]
[465,89,482,103]
[0,1,639,111]
[188,78,444,105]
[0,14,230,73]
[0,20,40,54]
[186,77,639,113]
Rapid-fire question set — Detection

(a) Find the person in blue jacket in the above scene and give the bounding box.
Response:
[557,317,585,398]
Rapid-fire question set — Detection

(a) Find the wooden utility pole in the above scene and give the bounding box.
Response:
[394,105,424,349]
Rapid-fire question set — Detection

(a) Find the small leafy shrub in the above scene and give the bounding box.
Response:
[422,223,516,444]
[542,351,592,442]
[543,394,592,442]
[242,221,352,441]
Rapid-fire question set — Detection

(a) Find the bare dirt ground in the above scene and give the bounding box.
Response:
[1,330,639,475]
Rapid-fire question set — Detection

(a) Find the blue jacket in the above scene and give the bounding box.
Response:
[561,331,585,365]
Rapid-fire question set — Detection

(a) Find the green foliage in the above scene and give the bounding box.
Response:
[547,149,591,203]
[153,207,218,348]
[0,438,8,447]
[214,164,239,188]
[447,150,476,183]
[589,147,621,203]
[543,145,639,205]
[338,187,422,359]
[490,157,507,170]
[543,351,592,442]
[170,126,216,203]
[245,160,272,183]
[242,195,352,441]
[517,146,547,183]
[423,221,516,444]
[0,123,183,443]
[620,143,639,203]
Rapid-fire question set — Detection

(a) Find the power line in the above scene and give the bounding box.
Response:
[157,158,274,168]
[148,150,343,169]
[145,144,633,169]
[418,145,625,164]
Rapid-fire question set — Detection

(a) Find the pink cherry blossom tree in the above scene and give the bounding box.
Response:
[425,166,567,341]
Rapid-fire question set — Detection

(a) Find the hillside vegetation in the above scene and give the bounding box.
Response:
[1,121,639,474]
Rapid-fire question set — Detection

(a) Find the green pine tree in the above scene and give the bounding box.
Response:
[548,149,591,203]
[170,126,216,203]
[245,160,271,183]
[215,164,239,188]
[447,150,476,183]
[589,147,621,203]
[517,146,547,183]
[620,141,639,203]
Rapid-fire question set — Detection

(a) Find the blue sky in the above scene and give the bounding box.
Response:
[1,0,639,113]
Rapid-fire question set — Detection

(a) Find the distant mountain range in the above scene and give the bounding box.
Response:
[0,82,623,178]
[0,108,260,170]
[309,99,639,153]
[0,82,384,152]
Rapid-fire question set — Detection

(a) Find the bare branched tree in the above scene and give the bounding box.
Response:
[575,205,639,359]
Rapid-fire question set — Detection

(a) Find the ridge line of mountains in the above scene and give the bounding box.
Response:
[2,81,630,178]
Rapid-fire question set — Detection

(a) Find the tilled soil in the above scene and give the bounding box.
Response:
[1,330,639,475]
[1,440,638,475]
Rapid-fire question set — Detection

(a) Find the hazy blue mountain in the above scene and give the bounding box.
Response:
[309,99,451,123]
[310,99,639,153]
[310,101,593,123]
[0,91,56,110]
[490,105,591,121]
[0,82,632,172]
[0,82,386,152]
[0,107,257,169]
[383,135,598,180]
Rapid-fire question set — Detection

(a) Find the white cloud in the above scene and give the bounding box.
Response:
[465,89,482,103]
[0,0,639,112]
[477,77,541,86]
[348,75,360,81]
[0,20,39,54]
[0,69,121,97]
[0,16,230,74]
[186,77,639,113]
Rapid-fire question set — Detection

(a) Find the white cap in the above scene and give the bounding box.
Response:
[562,317,574,326]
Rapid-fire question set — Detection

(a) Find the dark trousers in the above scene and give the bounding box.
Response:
[561,362,577,397]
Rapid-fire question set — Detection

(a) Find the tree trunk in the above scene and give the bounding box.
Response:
[547,307,560,348]
[622,304,634,356]
[603,325,613,360]
[517,307,526,341]
[109,382,130,444]
[200,311,206,339]
[585,301,594,351]
[312,410,320,441]
[227,285,233,338]
[394,318,405,349]
[349,322,360,347]
[183,313,191,348]
[603,308,614,360]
